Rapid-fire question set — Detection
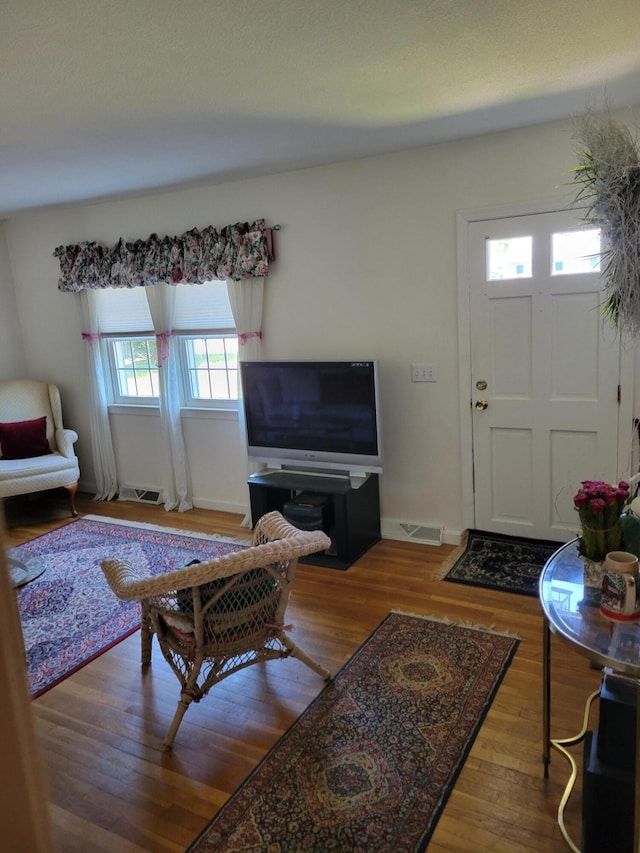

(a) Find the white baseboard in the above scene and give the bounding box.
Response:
[441,529,464,546]
[76,484,465,546]
[191,496,249,515]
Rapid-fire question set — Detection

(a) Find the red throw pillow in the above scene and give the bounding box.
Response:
[0,416,52,460]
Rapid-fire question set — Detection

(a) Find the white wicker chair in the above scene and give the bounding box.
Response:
[101,511,332,749]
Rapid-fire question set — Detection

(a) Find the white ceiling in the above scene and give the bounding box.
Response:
[2,0,640,217]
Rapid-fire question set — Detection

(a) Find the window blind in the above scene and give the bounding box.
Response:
[173,280,235,330]
[97,281,235,333]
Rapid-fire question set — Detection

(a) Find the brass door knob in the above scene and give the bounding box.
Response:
[475,399,488,411]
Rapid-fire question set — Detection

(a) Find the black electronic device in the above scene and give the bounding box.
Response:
[241,360,382,476]
[283,493,332,531]
[282,492,336,555]
[598,672,636,771]
[582,731,634,852]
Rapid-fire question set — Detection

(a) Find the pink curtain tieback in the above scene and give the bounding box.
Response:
[81,332,100,346]
[238,330,262,345]
[156,331,172,361]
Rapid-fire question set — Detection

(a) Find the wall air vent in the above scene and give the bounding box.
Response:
[118,486,162,504]
[398,523,443,545]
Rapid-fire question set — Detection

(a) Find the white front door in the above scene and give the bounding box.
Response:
[467,209,621,541]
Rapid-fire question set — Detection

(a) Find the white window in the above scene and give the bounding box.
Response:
[486,236,532,280]
[98,281,238,409]
[182,335,238,403]
[110,336,160,400]
[551,229,601,275]
[486,229,602,281]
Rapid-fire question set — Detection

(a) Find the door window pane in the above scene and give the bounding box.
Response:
[551,229,601,275]
[487,237,532,280]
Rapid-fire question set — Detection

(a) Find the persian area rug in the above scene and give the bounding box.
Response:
[438,529,563,596]
[187,612,520,853]
[13,515,246,697]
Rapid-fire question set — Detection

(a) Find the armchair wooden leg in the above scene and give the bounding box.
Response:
[64,482,78,517]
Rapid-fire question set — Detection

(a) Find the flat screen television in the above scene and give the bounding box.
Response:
[241,360,383,476]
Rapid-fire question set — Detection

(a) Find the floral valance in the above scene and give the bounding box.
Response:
[54,219,272,292]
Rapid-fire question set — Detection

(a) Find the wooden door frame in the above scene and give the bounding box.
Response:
[456,198,635,535]
[0,519,54,850]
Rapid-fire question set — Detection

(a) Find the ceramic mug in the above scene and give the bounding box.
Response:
[601,551,640,621]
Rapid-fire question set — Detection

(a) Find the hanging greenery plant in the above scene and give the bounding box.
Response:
[573,105,640,334]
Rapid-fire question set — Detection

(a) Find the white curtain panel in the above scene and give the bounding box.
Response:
[77,290,118,500]
[145,283,193,512]
[227,278,264,526]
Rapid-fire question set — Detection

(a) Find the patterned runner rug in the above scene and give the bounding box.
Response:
[438,529,564,596]
[187,612,519,853]
[12,515,245,697]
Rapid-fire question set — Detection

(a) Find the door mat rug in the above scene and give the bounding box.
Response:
[12,515,246,697]
[187,611,519,853]
[436,529,564,597]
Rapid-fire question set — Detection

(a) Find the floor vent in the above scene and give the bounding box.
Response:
[398,523,443,545]
[119,486,162,504]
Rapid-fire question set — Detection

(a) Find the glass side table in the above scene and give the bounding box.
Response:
[6,549,46,588]
[540,539,640,852]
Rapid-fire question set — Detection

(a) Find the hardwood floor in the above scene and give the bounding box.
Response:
[4,492,601,852]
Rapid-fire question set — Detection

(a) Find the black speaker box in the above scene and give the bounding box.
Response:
[598,672,636,771]
[582,730,634,853]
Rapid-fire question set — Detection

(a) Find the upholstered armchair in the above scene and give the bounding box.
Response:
[101,511,332,749]
[0,379,80,516]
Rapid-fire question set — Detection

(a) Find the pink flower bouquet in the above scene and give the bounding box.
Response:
[573,479,630,561]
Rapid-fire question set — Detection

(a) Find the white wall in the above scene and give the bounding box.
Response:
[0,224,26,378]
[2,114,604,540]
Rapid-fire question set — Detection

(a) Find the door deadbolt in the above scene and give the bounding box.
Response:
[476,380,487,391]
[475,399,488,411]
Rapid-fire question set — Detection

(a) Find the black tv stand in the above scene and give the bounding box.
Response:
[248,470,381,570]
